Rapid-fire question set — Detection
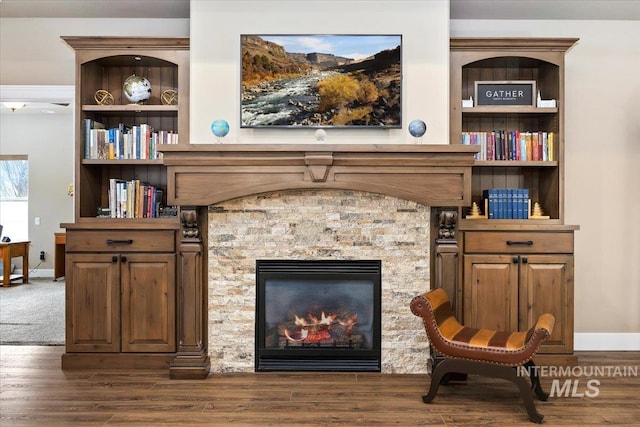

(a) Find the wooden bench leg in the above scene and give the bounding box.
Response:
[423,357,452,403]
[421,358,545,424]
[523,360,550,401]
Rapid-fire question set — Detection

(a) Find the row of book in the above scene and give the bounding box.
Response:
[84,119,179,160]
[461,130,555,161]
[482,188,530,219]
[107,179,163,218]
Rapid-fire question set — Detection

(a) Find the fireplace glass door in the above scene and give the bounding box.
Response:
[256,260,381,371]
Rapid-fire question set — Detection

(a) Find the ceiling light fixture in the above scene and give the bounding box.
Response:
[3,102,26,112]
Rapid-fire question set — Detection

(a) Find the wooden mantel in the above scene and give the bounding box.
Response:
[158,144,480,206]
[156,143,479,379]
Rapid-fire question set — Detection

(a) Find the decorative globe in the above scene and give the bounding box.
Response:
[211,120,230,138]
[123,74,152,104]
[408,119,427,138]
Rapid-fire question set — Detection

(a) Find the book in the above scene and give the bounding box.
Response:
[483,188,530,219]
[83,118,105,159]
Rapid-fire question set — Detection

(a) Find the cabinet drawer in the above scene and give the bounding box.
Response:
[464,231,573,254]
[66,230,175,252]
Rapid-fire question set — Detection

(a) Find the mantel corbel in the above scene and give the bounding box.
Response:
[304,152,334,182]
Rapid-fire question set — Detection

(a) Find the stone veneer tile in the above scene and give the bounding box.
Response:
[208,190,430,373]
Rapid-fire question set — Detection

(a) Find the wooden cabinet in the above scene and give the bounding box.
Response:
[450,38,579,363]
[61,37,188,370]
[65,229,176,354]
[65,253,120,352]
[463,235,575,355]
[463,254,518,332]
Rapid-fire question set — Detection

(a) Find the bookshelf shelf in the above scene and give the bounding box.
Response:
[81,159,165,165]
[83,104,179,113]
[474,160,557,167]
[462,106,557,114]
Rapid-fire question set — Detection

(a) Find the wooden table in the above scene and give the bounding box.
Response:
[0,241,30,287]
[54,232,66,281]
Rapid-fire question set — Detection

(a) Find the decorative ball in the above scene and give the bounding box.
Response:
[161,89,178,106]
[408,119,427,137]
[211,120,230,138]
[94,89,114,105]
[314,128,327,142]
[123,74,152,104]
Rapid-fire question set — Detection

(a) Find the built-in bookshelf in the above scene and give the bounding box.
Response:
[449,38,580,364]
[62,37,189,221]
[451,38,578,223]
[61,37,189,371]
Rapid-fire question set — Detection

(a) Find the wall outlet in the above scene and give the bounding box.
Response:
[40,251,45,261]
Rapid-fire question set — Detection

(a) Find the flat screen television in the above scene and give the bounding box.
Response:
[241,34,402,129]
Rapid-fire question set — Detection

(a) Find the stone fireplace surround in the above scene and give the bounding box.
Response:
[159,144,478,379]
[208,189,430,373]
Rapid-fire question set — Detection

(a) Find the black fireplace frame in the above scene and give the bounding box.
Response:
[255,259,382,372]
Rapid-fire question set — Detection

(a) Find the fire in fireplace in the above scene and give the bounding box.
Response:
[255,260,382,371]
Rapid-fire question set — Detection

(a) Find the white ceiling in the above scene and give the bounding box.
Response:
[1,0,639,20]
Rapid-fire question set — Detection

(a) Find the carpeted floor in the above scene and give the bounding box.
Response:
[0,278,65,345]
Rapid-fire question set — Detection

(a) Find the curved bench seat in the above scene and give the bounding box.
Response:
[410,288,554,424]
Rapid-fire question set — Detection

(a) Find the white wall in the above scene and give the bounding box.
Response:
[189,0,450,145]
[0,18,189,85]
[0,111,74,273]
[451,20,640,335]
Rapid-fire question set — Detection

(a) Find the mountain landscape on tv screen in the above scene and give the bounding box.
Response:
[241,35,401,128]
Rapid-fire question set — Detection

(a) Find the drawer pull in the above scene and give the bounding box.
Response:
[106,239,133,245]
[506,240,533,246]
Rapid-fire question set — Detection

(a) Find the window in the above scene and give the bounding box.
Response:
[0,155,29,241]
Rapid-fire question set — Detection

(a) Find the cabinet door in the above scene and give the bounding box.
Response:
[463,254,519,331]
[66,253,120,352]
[519,255,574,354]
[120,253,176,352]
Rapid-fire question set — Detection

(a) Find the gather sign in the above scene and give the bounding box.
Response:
[474,80,536,106]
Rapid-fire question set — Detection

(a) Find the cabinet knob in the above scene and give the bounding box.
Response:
[522,257,528,264]
[112,256,118,263]
[512,256,520,264]
[120,256,127,263]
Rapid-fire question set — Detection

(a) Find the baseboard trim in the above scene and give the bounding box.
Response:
[17,268,55,279]
[574,333,640,351]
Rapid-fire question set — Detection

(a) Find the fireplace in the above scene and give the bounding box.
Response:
[255,259,381,372]
[157,144,478,378]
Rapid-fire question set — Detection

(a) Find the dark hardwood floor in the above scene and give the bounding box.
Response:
[1,346,638,426]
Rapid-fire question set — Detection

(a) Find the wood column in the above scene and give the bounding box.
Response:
[434,210,461,319]
[170,207,210,379]
[432,210,464,377]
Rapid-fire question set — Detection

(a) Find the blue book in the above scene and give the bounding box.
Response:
[508,189,514,219]
[482,189,498,219]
